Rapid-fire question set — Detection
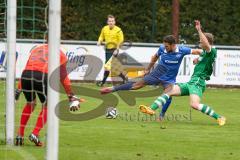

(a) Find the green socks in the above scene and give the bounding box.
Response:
[200,104,221,120]
[149,95,221,120]
[150,94,170,110]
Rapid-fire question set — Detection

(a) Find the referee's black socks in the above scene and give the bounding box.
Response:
[101,70,110,85]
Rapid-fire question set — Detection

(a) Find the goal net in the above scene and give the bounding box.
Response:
[0,0,60,160]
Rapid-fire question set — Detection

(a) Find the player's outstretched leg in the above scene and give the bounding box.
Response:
[100,82,134,94]
[191,104,226,125]
[201,104,226,126]
[190,95,226,126]
[139,94,170,115]
[100,80,145,94]
[193,104,226,126]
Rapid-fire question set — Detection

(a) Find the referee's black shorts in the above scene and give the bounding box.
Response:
[21,70,48,104]
[105,48,116,63]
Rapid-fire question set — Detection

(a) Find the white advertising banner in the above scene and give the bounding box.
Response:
[0,42,239,85]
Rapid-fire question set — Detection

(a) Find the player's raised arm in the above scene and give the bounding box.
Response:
[195,20,211,52]
[191,49,203,55]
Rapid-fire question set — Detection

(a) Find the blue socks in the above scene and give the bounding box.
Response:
[112,82,134,92]
[159,97,172,118]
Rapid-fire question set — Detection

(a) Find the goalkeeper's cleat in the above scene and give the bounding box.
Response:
[217,116,226,126]
[29,133,43,147]
[15,135,24,146]
[100,87,113,95]
[139,105,155,115]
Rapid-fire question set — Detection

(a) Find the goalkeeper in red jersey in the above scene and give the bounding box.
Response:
[15,43,81,146]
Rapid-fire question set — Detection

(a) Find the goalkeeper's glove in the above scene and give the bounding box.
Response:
[15,89,22,101]
[68,94,80,112]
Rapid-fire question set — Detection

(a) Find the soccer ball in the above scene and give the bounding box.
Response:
[105,107,118,119]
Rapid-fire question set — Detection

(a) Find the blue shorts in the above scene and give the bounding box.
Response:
[143,74,174,88]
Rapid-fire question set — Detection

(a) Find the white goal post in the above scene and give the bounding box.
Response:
[5,0,61,159]
[5,0,16,145]
[46,0,61,160]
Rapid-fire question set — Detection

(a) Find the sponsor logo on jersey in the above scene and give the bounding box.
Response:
[165,60,179,64]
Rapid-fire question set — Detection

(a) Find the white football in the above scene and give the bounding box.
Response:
[105,107,118,119]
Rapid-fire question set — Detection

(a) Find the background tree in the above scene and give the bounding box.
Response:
[14,0,240,45]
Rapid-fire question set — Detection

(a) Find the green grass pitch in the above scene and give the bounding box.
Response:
[0,82,240,160]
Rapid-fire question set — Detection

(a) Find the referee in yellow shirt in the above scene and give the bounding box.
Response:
[97,14,127,86]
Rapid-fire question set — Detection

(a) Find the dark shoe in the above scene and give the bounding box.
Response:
[15,135,24,146]
[29,133,43,146]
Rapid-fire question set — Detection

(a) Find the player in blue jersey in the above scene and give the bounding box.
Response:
[100,35,202,119]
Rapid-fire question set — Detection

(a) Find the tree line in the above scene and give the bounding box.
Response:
[16,0,240,45]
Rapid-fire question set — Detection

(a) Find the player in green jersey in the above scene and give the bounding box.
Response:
[139,20,226,126]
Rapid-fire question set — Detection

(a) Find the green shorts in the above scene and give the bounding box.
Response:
[177,77,206,98]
